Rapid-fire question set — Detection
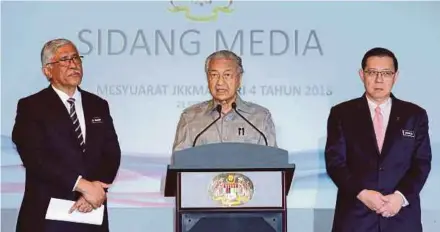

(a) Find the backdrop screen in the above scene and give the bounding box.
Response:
[2,0,439,219]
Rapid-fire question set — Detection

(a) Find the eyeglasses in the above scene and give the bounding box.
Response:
[208,72,236,81]
[46,55,83,66]
[364,70,395,79]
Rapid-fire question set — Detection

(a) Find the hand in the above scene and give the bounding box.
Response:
[377,193,404,218]
[69,196,93,214]
[84,181,109,208]
[75,179,110,208]
[357,189,388,212]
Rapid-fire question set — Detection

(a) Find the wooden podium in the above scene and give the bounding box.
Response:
[164,143,295,232]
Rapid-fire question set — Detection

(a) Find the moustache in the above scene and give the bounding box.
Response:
[68,69,81,76]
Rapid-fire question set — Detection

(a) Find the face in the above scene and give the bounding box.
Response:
[359,56,398,104]
[43,43,83,90]
[207,58,241,103]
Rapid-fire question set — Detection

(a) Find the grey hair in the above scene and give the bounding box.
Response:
[205,50,244,75]
[40,38,75,66]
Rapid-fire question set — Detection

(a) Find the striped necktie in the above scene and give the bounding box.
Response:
[67,98,86,153]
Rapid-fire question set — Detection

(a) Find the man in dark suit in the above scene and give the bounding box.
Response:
[12,38,121,232]
[325,47,432,232]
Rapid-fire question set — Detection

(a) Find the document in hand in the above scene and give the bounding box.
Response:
[45,198,104,225]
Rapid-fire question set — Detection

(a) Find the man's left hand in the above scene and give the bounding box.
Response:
[377,193,404,217]
[69,196,94,213]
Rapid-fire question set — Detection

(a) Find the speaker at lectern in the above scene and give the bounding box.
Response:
[164,143,295,232]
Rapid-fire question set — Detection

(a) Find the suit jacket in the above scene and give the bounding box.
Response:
[325,93,432,232]
[12,86,121,232]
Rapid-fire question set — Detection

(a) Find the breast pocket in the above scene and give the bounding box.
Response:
[238,127,261,144]
[85,118,107,143]
[392,135,416,164]
[400,129,416,149]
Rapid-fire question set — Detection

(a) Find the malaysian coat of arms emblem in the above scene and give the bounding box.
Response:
[208,173,254,207]
[169,0,234,22]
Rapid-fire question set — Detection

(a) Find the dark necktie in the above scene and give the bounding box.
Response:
[67,98,86,153]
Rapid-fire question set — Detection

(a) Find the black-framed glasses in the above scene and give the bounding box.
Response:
[46,55,83,66]
[364,69,395,79]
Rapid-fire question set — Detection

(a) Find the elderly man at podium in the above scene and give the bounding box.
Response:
[172,50,277,152]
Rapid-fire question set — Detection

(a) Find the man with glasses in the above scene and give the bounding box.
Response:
[172,50,277,152]
[325,47,432,232]
[12,38,121,232]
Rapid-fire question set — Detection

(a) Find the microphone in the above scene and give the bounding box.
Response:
[232,102,268,146]
[192,104,222,147]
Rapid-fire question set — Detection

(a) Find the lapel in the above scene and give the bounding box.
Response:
[356,94,380,155]
[381,94,403,158]
[44,86,79,147]
[78,87,93,147]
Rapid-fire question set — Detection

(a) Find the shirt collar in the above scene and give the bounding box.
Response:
[206,95,252,114]
[51,85,81,103]
[366,95,392,111]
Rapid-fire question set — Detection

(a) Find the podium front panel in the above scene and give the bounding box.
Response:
[180,211,283,232]
[180,171,283,208]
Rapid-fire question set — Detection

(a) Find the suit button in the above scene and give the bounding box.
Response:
[379,167,384,171]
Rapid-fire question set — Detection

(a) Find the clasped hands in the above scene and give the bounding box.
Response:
[69,179,110,214]
[357,189,404,218]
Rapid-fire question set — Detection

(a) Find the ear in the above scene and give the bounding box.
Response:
[42,66,52,81]
[238,72,242,82]
[393,70,399,84]
[358,68,365,82]
[237,74,242,89]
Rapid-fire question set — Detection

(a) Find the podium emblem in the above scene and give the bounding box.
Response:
[208,173,254,207]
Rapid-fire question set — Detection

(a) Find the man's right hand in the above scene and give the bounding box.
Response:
[357,189,388,212]
[75,179,110,208]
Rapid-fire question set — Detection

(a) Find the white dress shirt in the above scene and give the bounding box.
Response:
[51,85,85,191]
[366,96,409,207]
[366,96,392,132]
